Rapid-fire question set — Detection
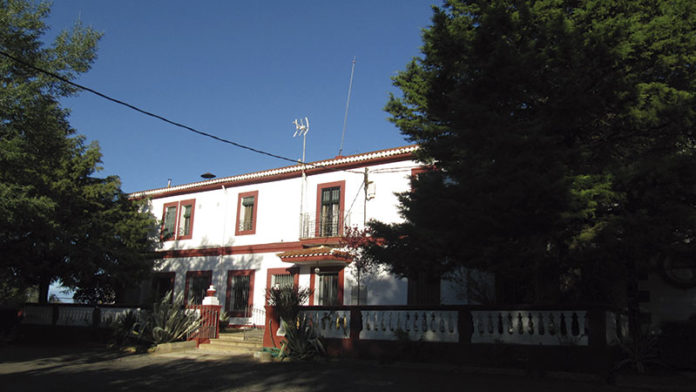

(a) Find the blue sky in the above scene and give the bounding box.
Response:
[45,1,438,194]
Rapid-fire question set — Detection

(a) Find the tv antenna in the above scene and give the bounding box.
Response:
[293,117,310,231]
[338,56,356,157]
[292,117,309,163]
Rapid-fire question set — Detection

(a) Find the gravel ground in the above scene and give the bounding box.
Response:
[0,344,692,392]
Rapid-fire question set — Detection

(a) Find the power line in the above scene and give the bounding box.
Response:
[0,50,402,178]
[0,49,302,165]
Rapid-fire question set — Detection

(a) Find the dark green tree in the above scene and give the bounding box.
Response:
[367,0,696,306]
[0,0,158,304]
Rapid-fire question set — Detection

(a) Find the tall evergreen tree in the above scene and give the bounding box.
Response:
[0,0,158,304]
[367,0,696,305]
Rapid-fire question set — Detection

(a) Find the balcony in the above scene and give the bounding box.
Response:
[299,211,351,239]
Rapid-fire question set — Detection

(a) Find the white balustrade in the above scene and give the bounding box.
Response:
[56,306,94,326]
[99,307,141,325]
[605,311,628,345]
[359,310,459,342]
[22,306,53,325]
[470,310,588,346]
[301,310,351,339]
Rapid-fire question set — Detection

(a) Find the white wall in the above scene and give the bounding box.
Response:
[146,157,421,310]
[641,275,696,326]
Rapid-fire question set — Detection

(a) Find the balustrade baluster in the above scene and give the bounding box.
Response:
[422,312,428,332]
[527,312,534,335]
[516,312,524,334]
[507,312,514,335]
[560,313,568,337]
[579,312,587,337]
[405,313,410,332]
[538,312,545,335]
[571,312,580,336]
[548,313,556,336]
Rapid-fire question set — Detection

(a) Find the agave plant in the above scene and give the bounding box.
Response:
[140,292,202,345]
[109,310,143,347]
[279,315,325,361]
[267,286,324,360]
[114,292,201,346]
[614,329,663,374]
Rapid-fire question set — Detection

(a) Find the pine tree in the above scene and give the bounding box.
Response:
[367,0,696,305]
[0,0,158,304]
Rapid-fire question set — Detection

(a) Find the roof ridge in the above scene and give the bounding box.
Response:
[130,144,418,198]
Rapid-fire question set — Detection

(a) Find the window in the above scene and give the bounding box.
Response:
[309,267,344,306]
[162,204,178,240]
[271,274,294,289]
[316,273,339,306]
[226,270,255,317]
[235,191,258,235]
[316,181,344,237]
[185,270,212,306]
[151,272,175,303]
[160,199,196,241]
[265,268,298,304]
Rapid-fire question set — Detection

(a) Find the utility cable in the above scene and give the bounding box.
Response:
[0,50,402,177]
[0,49,303,165]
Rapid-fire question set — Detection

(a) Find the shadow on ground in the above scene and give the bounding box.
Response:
[0,344,660,392]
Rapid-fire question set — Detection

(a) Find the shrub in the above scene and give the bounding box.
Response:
[267,286,324,360]
[279,315,325,361]
[659,320,696,370]
[110,292,201,348]
[267,286,311,322]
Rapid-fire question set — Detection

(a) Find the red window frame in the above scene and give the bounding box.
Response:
[160,201,179,241]
[235,190,259,236]
[265,267,299,304]
[309,266,344,306]
[315,181,345,237]
[184,270,212,306]
[160,199,196,241]
[225,270,255,317]
[177,199,196,240]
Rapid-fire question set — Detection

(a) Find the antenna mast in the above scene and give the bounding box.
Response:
[293,117,310,236]
[338,57,356,157]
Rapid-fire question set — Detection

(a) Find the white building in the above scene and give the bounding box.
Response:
[129,145,470,326]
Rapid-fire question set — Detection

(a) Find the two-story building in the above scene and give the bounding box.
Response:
[129,145,473,326]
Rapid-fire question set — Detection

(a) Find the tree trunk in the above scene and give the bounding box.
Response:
[38,277,50,304]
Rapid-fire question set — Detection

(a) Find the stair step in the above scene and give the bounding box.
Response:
[206,339,262,350]
[218,329,264,343]
[198,341,262,354]
[198,344,258,354]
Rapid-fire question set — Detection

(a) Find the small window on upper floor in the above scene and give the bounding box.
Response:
[160,199,195,241]
[235,190,258,235]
